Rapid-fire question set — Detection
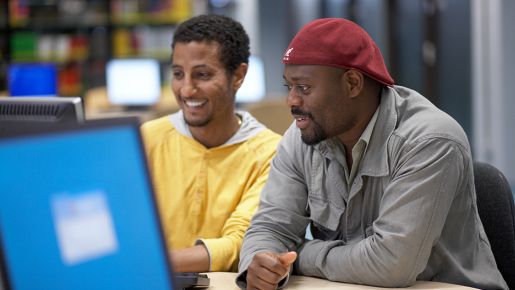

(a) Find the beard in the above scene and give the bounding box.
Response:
[183,113,212,127]
[300,121,327,145]
[291,107,328,145]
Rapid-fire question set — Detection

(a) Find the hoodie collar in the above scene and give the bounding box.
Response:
[169,110,267,147]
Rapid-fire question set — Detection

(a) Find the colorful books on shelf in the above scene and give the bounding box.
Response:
[11,32,90,63]
[112,27,173,59]
[11,32,36,61]
[110,0,192,24]
[58,64,82,97]
[8,0,30,27]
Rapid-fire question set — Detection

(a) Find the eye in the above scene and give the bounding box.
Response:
[172,70,184,80]
[283,83,293,91]
[297,84,311,94]
[195,71,211,80]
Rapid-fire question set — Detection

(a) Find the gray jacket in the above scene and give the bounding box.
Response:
[238,86,508,289]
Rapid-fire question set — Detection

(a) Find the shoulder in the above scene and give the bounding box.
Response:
[253,128,282,145]
[235,110,282,153]
[242,128,282,158]
[140,115,178,149]
[141,115,174,133]
[391,86,470,150]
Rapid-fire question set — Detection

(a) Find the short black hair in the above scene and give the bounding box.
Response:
[172,14,250,74]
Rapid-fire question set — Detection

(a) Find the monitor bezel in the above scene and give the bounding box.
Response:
[0,96,86,137]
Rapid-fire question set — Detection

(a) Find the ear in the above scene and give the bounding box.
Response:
[342,70,364,98]
[232,62,248,91]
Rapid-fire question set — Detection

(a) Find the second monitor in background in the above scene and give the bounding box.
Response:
[8,63,58,97]
[106,59,161,109]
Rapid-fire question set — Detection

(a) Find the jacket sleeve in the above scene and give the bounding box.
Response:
[237,129,311,286]
[294,137,469,287]
[199,134,280,272]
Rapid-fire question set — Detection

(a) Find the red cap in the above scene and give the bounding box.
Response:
[283,18,394,86]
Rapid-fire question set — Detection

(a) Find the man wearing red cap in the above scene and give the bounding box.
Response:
[237,18,507,290]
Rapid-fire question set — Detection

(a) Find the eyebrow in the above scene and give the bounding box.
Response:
[171,64,210,69]
[283,75,310,82]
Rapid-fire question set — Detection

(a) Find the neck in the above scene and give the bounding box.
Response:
[337,91,380,150]
[189,113,241,149]
[338,82,382,166]
[336,112,371,150]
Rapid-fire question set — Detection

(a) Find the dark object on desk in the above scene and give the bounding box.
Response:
[473,161,515,289]
[174,272,210,289]
[0,96,84,137]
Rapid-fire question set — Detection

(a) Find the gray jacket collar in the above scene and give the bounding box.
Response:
[168,110,267,147]
[359,86,397,177]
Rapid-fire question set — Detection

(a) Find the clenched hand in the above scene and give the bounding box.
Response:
[246,251,297,290]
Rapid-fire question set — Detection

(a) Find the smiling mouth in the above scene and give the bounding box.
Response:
[184,99,207,108]
[294,115,309,122]
[292,114,311,130]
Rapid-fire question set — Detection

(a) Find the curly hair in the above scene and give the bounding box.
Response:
[172,14,250,74]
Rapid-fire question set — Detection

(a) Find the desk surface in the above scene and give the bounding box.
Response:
[204,272,478,290]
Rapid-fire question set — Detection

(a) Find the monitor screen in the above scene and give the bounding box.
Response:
[0,97,84,137]
[0,118,175,290]
[8,63,58,97]
[236,56,266,104]
[106,59,161,107]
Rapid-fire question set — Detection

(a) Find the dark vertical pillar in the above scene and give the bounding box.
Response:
[437,0,472,137]
[387,0,398,82]
[422,0,439,105]
[258,0,290,97]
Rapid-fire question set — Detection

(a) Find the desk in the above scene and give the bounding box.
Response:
[204,272,478,290]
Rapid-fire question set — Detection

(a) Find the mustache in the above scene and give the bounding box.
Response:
[291,107,312,118]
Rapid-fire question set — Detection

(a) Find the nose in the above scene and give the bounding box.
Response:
[179,78,197,98]
[286,88,302,108]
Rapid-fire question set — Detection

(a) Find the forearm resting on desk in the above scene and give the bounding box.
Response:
[170,245,210,272]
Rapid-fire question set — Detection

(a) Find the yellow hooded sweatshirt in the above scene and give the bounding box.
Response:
[141,110,281,272]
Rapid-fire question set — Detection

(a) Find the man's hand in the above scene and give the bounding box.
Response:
[246,251,297,290]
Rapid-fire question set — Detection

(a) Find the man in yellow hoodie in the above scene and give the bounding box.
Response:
[140,15,281,273]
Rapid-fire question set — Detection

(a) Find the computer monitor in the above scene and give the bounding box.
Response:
[0,96,84,137]
[0,118,175,290]
[236,56,266,104]
[106,59,161,108]
[8,63,58,97]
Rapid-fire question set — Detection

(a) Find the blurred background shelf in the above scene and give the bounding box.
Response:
[0,0,197,98]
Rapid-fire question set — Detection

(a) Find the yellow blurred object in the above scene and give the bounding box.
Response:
[112,28,132,57]
[167,0,192,23]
